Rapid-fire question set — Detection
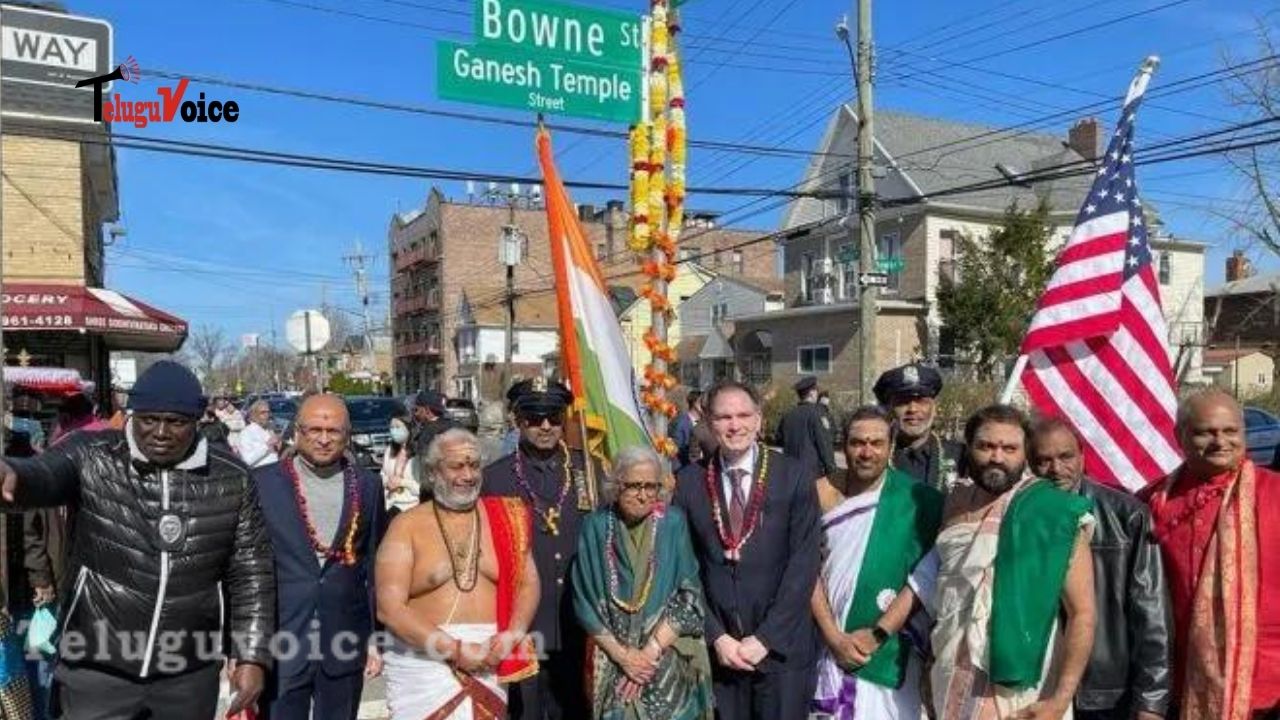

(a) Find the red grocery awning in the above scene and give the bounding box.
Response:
[2,284,188,353]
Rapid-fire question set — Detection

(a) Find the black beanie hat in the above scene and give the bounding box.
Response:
[127,361,206,418]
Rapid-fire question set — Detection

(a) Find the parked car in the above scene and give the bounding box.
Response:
[445,397,480,433]
[346,395,406,470]
[1244,406,1280,467]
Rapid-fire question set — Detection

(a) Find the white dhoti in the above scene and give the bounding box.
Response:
[384,623,505,720]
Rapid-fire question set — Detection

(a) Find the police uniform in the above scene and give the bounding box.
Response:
[775,376,838,482]
[410,389,456,458]
[874,363,964,491]
[481,378,603,720]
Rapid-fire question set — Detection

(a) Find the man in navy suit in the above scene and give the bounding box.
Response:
[254,394,389,720]
[674,380,821,720]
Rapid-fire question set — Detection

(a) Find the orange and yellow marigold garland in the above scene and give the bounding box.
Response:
[628,0,685,456]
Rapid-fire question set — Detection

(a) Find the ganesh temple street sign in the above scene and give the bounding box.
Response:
[437,0,644,123]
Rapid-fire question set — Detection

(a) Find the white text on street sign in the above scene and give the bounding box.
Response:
[438,40,640,123]
[476,0,641,69]
[858,272,890,287]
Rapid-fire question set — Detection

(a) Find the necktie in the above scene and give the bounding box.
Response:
[728,468,748,537]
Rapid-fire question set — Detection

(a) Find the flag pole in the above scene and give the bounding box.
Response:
[1001,57,1159,409]
[999,354,1028,404]
[578,405,598,506]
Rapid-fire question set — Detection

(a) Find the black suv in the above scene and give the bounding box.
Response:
[346,396,407,470]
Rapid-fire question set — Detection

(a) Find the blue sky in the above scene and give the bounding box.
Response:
[67,0,1279,345]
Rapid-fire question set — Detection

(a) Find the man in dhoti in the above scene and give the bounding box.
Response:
[931,405,1096,720]
[811,406,944,719]
[376,428,540,719]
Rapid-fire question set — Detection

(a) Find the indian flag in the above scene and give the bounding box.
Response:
[537,128,653,462]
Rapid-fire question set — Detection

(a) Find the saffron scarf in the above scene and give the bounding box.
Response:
[1151,461,1258,720]
[480,496,540,683]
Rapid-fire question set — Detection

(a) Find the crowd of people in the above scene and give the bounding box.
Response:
[0,358,1275,720]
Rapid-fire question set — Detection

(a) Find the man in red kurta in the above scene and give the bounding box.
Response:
[1146,390,1280,719]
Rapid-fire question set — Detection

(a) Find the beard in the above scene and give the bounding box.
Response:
[973,460,1025,495]
[434,481,481,511]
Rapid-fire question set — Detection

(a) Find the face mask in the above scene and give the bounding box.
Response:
[390,426,410,444]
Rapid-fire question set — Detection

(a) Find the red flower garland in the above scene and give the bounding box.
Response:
[703,445,770,562]
[284,459,362,566]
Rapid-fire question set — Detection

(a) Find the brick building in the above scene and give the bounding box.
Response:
[2,120,187,394]
[388,187,777,398]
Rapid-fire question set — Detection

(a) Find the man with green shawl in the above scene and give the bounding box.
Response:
[572,445,713,720]
[811,406,944,719]
[930,405,1096,720]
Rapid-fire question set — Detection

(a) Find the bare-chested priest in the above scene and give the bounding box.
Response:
[376,428,540,719]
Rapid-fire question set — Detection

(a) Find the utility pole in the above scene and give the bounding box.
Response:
[498,187,526,397]
[855,0,878,404]
[343,240,376,376]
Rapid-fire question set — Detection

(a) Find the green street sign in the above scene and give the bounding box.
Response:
[837,246,859,264]
[438,41,642,123]
[876,257,905,273]
[475,0,642,70]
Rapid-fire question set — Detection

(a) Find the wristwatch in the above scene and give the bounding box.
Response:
[870,625,890,644]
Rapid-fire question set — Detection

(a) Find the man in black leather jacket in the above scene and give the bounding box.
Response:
[0,361,275,720]
[1031,417,1173,720]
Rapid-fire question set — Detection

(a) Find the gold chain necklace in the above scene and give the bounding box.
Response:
[433,502,480,592]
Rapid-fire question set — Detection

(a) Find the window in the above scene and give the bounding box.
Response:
[733,250,744,274]
[939,229,958,285]
[878,231,903,292]
[1158,252,1171,285]
[837,169,854,214]
[713,248,723,266]
[746,354,770,385]
[798,345,831,374]
[801,252,815,303]
[678,246,701,262]
[596,243,607,260]
[839,243,857,300]
[711,302,729,324]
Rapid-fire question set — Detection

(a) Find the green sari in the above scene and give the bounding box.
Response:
[572,505,713,720]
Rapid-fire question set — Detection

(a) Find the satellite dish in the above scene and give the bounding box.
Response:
[285,310,332,354]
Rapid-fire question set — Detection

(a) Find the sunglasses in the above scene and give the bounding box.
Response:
[521,413,565,427]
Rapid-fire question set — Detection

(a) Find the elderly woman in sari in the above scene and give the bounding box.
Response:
[572,445,713,720]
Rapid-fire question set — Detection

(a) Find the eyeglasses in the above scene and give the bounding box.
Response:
[522,413,564,427]
[619,482,662,496]
[297,425,347,440]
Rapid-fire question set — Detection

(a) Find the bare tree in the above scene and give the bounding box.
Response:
[1222,21,1280,258]
[188,324,232,388]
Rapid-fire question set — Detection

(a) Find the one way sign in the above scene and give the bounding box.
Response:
[858,272,890,287]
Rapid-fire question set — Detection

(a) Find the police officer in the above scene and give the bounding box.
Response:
[409,389,455,458]
[775,376,837,482]
[482,377,603,720]
[873,363,964,491]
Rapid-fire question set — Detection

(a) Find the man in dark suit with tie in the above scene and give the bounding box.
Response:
[254,394,390,720]
[675,380,822,720]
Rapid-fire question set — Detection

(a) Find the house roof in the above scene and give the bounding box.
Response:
[733,298,927,324]
[1206,271,1280,298]
[1203,348,1272,366]
[785,106,1096,228]
[873,109,1093,211]
[676,336,707,363]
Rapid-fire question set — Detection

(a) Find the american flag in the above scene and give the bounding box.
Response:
[1019,62,1182,492]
